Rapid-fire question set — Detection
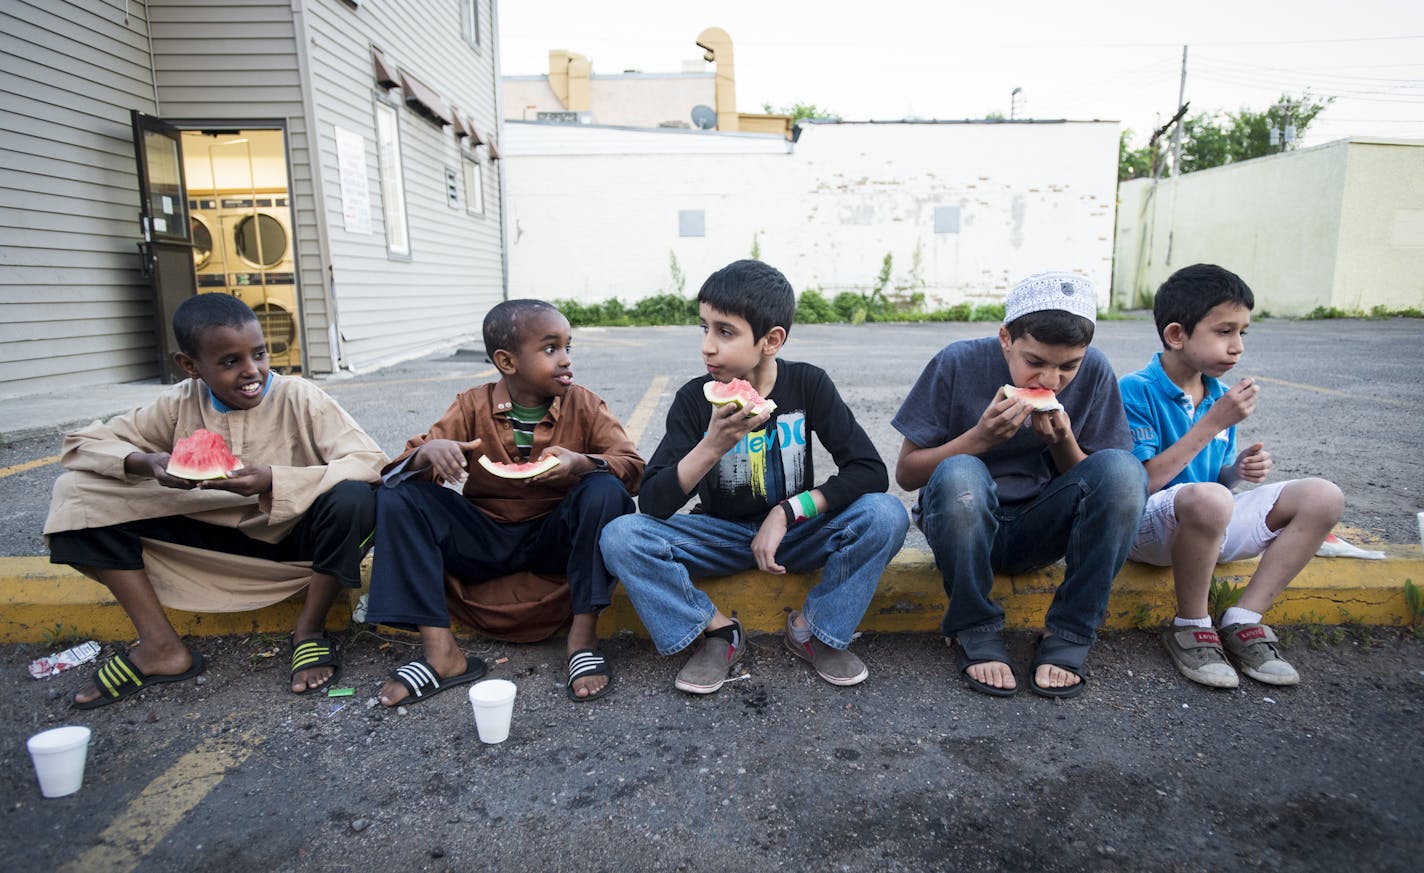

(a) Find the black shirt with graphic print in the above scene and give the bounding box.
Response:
[638,360,888,522]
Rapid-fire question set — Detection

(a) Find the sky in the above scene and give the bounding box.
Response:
[496,0,1424,148]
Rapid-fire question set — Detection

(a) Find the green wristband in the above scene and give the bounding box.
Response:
[796,491,818,519]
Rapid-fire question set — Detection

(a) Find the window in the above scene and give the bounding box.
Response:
[374,100,410,257]
[463,158,485,216]
[460,0,479,49]
[934,206,961,234]
[678,209,705,238]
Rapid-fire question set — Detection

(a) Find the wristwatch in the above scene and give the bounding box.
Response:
[582,455,610,476]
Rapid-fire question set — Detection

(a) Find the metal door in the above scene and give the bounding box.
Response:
[131,110,199,382]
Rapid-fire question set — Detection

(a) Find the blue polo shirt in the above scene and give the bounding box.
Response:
[1119,352,1235,489]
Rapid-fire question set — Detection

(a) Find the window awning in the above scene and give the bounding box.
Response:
[371,47,399,91]
[456,110,485,145]
[400,71,453,127]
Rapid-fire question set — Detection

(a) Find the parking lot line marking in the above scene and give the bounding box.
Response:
[325,368,497,392]
[624,376,669,445]
[0,455,60,479]
[1253,376,1408,408]
[59,730,261,873]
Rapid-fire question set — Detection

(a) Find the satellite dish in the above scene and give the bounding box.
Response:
[691,105,717,130]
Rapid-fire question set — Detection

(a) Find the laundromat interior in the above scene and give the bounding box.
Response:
[180,129,302,373]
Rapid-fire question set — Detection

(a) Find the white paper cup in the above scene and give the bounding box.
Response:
[27,725,91,798]
[468,679,517,744]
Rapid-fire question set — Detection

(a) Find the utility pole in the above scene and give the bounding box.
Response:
[1170,45,1188,176]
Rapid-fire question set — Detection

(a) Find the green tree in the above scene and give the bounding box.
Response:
[761,102,838,122]
[1179,93,1333,173]
[1118,129,1154,181]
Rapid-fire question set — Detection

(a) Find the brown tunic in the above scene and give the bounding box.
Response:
[43,375,387,611]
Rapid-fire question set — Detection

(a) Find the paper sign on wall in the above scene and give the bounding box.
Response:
[335,126,372,235]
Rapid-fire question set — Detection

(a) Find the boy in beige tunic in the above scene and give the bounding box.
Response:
[44,294,387,708]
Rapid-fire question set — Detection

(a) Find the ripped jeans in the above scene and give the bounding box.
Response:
[917,451,1146,644]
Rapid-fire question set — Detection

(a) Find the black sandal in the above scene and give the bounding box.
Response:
[290,636,341,695]
[73,651,207,710]
[952,629,1018,697]
[1029,634,1090,699]
[566,648,614,702]
[388,655,487,706]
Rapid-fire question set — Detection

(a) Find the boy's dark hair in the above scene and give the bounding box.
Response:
[483,299,561,360]
[697,259,795,341]
[1005,310,1095,347]
[1153,264,1254,344]
[172,293,260,356]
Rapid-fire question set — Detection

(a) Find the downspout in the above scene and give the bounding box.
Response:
[492,0,509,299]
[139,0,160,113]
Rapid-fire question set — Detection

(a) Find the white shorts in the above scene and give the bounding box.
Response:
[1128,480,1289,566]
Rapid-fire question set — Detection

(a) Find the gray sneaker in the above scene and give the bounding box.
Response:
[1221,622,1300,686]
[674,618,745,694]
[1161,626,1239,688]
[784,610,868,686]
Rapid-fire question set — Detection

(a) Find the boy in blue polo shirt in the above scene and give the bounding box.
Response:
[1120,264,1343,689]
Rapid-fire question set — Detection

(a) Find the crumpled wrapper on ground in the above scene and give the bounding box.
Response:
[28,640,101,679]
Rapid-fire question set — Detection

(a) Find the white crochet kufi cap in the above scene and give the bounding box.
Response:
[1003,272,1097,324]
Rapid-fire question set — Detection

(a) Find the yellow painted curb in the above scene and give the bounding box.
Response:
[3,549,1420,645]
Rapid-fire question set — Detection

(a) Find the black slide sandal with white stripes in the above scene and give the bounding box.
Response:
[566,648,614,702]
[387,655,488,706]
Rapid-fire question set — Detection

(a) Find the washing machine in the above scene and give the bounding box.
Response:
[188,195,303,372]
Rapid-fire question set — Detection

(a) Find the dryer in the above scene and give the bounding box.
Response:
[188,195,302,372]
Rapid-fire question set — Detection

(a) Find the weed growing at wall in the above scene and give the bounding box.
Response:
[1305,305,1424,319]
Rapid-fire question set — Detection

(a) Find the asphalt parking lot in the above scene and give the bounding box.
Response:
[1,317,1422,871]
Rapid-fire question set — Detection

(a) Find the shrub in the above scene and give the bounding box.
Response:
[796,288,836,324]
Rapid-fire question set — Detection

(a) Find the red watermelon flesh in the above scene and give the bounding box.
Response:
[478,454,560,479]
[704,378,777,417]
[168,429,241,480]
[1003,385,1063,412]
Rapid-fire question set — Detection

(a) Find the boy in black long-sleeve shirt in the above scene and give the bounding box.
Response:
[600,260,909,694]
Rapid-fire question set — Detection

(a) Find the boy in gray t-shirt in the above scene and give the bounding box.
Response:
[892,272,1146,699]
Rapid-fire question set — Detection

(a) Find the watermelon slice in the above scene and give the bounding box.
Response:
[168,429,241,480]
[704,378,777,417]
[1003,385,1063,412]
[477,454,560,479]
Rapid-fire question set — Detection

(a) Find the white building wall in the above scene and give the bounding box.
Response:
[1112,138,1424,316]
[504,120,1120,310]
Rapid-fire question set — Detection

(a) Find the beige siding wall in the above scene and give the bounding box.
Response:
[301,0,505,372]
[148,0,333,372]
[1111,142,1352,316]
[1332,141,1424,312]
[0,0,160,398]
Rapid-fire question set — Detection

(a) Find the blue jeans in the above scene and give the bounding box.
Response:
[918,450,1146,645]
[600,493,909,655]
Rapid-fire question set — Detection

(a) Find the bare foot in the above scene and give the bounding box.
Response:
[1033,662,1081,690]
[74,640,193,706]
[966,660,1017,692]
[567,613,606,699]
[290,653,336,694]
[378,647,468,707]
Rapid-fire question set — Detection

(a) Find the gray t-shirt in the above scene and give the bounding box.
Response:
[891,336,1132,504]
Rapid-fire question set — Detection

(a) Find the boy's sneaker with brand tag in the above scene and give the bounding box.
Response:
[674,618,745,694]
[1161,627,1239,688]
[1221,622,1300,686]
[783,610,868,686]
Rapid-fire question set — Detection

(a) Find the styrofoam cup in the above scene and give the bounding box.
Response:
[468,679,517,744]
[27,725,91,798]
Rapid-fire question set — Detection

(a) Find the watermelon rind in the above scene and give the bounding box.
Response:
[168,429,241,480]
[703,379,777,418]
[1002,384,1063,412]
[477,454,560,480]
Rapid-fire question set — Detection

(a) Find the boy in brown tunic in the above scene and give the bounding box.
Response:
[44,294,387,707]
[367,299,643,705]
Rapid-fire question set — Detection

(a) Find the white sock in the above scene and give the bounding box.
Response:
[1220,607,1264,628]
[1173,615,1213,628]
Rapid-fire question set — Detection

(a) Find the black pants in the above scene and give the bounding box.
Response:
[366,474,634,629]
[49,480,377,587]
